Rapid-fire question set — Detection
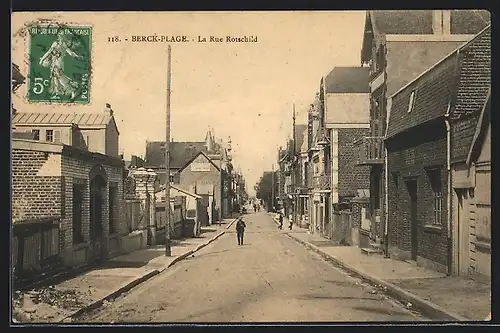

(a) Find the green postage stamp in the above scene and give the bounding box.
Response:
[27,24,92,104]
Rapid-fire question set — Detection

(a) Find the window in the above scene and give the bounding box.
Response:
[32,129,40,140]
[54,130,61,143]
[427,169,443,226]
[46,129,54,142]
[169,175,175,183]
[407,90,416,113]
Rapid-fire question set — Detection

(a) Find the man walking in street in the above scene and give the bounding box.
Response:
[236,217,246,245]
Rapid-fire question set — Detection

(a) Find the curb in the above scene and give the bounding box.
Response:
[225,216,241,229]
[61,269,160,322]
[285,233,468,322]
[191,230,226,254]
[64,230,227,322]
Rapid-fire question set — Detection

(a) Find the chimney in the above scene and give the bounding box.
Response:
[105,103,114,116]
[442,10,451,35]
[432,10,444,35]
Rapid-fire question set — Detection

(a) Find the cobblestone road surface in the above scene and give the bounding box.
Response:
[77,212,423,323]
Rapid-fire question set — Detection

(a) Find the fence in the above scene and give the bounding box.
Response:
[155,198,185,239]
[12,217,61,285]
[125,199,142,233]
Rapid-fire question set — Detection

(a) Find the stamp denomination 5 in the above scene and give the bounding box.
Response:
[28,23,92,104]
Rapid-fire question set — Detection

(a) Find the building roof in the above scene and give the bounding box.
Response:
[387,25,491,139]
[467,88,490,166]
[145,141,204,169]
[145,128,228,170]
[451,26,491,121]
[178,150,221,173]
[386,54,457,139]
[361,10,491,63]
[324,67,370,94]
[371,10,434,35]
[450,10,491,34]
[12,112,112,127]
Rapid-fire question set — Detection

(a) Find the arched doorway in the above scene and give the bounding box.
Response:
[89,164,108,263]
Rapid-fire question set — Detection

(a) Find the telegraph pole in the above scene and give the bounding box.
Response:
[292,103,297,227]
[271,163,275,212]
[165,45,172,256]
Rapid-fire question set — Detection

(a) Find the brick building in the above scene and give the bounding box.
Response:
[306,67,371,238]
[12,138,125,267]
[384,26,491,274]
[324,67,371,204]
[354,9,490,255]
[447,27,491,280]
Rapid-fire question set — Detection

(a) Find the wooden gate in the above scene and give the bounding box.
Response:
[12,217,61,285]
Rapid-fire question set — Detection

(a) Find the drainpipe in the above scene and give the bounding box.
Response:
[445,114,452,276]
[445,48,460,276]
[383,95,392,258]
[384,145,389,257]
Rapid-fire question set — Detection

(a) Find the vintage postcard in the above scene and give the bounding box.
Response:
[11,10,491,324]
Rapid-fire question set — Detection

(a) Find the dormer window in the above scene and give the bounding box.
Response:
[407,90,417,113]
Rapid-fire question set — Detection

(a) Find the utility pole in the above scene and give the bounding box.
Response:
[292,103,297,227]
[271,163,275,212]
[165,44,172,256]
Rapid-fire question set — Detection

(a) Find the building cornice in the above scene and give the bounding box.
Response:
[385,34,476,42]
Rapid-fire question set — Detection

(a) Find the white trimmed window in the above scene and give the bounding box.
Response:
[427,169,443,226]
[407,90,416,113]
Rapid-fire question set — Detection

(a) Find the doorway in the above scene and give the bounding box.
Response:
[90,175,106,263]
[457,189,471,276]
[406,179,418,261]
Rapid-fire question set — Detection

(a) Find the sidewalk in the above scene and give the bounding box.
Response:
[284,226,491,321]
[12,217,237,324]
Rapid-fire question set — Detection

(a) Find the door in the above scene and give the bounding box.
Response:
[90,176,106,263]
[72,184,84,244]
[406,180,418,261]
[457,189,471,276]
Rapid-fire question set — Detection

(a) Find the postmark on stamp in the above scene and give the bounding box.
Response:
[27,23,92,104]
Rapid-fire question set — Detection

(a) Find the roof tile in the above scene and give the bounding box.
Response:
[324,67,370,94]
[12,112,112,126]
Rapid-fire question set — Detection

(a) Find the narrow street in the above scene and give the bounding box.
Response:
[77,213,423,323]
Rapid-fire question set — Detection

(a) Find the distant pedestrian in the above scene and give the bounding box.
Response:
[278,213,283,230]
[236,217,246,245]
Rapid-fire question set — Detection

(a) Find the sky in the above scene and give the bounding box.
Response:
[12,11,366,196]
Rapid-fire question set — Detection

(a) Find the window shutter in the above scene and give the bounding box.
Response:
[54,130,61,143]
